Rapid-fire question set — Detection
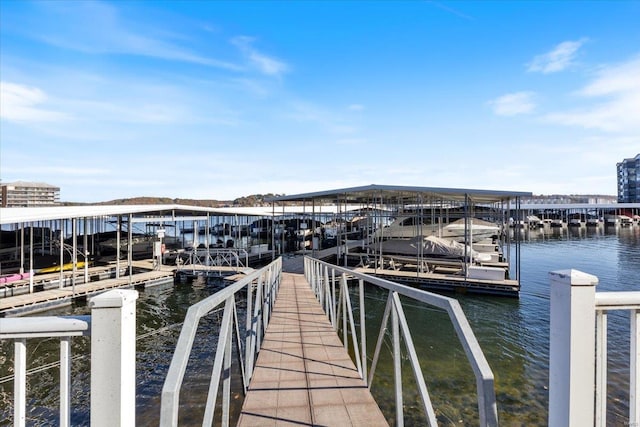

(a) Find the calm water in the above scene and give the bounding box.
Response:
[1,225,639,426]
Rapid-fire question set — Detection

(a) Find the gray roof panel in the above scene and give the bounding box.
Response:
[267,184,532,204]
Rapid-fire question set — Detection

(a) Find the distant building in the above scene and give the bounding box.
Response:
[521,194,617,205]
[617,154,640,203]
[0,181,60,207]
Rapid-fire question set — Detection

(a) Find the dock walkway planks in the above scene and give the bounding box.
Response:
[237,272,389,427]
[0,269,174,316]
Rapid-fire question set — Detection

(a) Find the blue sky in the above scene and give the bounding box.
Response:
[1,1,639,202]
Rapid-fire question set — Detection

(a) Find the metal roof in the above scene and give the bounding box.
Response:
[0,204,240,224]
[267,184,532,205]
[0,204,368,225]
[520,202,640,211]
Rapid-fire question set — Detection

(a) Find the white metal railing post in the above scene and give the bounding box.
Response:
[320,265,326,307]
[331,268,336,330]
[359,278,367,386]
[245,277,254,383]
[548,269,598,427]
[392,295,404,427]
[324,266,330,316]
[631,309,640,424]
[595,310,608,427]
[14,338,27,427]
[60,337,71,427]
[304,257,308,282]
[341,273,348,347]
[90,289,139,427]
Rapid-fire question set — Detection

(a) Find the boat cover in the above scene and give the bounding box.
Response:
[378,235,491,262]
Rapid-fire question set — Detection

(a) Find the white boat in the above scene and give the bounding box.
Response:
[605,214,633,227]
[375,235,492,262]
[586,217,601,226]
[510,215,543,228]
[372,216,500,242]
[525,215,544,228]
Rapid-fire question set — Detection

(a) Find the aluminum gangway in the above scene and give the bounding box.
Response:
[161,255,498,426]
[236,271,388,425]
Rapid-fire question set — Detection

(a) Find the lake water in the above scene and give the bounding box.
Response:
[1,225,639,426]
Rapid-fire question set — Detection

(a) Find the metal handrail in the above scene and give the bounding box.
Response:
[179,248,249,271]
[594,292,640,426]
[304,256,499,426]
[159,257,282,427]
[0,316,91,427]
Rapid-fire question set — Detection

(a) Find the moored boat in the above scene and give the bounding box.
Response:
[375,235,492,262]
[37,261,87,274]
[372,216,500,242]
[0,272,31,284]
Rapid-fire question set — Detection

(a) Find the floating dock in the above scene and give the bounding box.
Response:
[353,266,519,296]
[340,244,518,296]
[0,264,174,317]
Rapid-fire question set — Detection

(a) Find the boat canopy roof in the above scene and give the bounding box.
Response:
[267,184,532,205]
[0,204,233,225]
[0,204,369,226]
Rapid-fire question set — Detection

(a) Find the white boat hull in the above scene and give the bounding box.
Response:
[373,217,499,242]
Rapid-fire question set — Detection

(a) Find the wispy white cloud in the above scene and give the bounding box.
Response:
[579,56,640,97]
[527,38,588,74]
[1,59,243,132]
[0,81,70,123]
[487,91,536,116]
[231,36,289,77]
[22,1,241,70]
[544,56,640,132]
[348,104,365,111]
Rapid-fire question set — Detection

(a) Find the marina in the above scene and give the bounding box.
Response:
[2,186,639,312]
[2,1,639,424]
[1,225,639,425]
[1,185,532,315]
[1,186,640,426]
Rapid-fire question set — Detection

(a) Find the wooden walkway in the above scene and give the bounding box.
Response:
[237,272,389,427]
[0,268,174,316]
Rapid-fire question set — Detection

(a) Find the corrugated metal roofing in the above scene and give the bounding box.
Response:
[520,203,640,210]
[0,204,221,225]
[0,204,366,225]
[268,184,532,204]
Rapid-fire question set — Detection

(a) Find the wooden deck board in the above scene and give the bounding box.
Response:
[0,270,174,315]
[237,272,388,427]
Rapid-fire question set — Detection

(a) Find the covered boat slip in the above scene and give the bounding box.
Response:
[0,204,276,315]
[268,184,532,296]
[0,184,531,307]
